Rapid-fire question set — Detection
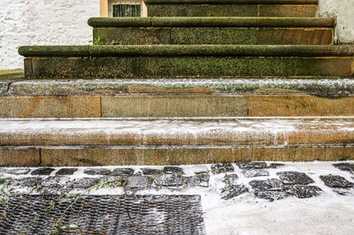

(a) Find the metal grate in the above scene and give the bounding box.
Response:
[0,194,204,235]
[113,4,141,17]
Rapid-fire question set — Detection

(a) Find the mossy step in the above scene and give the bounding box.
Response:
[1,117,353,166]
[90,17,334,45]
[2,78,354,118]
[19,45,354,79]
[145,0,318,17]
[0,69,24,80]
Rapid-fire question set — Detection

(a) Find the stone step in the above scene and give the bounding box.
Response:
[2,78,354,117]
[0,117,353,166]
[145,0,319,17]
[19,45,354,79]
[90,17,334,45]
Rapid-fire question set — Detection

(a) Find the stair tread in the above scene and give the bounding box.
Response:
[88,17,334,27]
[18,45,354,57]
[4,78,354,97]
[1,117,354,146]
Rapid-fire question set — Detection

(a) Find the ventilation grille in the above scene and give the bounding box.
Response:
[113,4,141,17]
[0,194,205,235]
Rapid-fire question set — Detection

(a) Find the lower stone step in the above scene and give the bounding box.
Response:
[2,78,354,117]
[145,0,319,17]
[19,45,354,79]
[90,17,334,45]
[1,117,353,166]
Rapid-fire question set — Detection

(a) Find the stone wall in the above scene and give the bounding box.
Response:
[0,0,353,68]
[319,0,354,43]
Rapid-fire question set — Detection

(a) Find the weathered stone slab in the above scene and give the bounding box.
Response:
[0,81,9,96]
[221,184,249,200]
[23,56,354,79]
[0,147,40,167]
[0,168,30,175]
[0,96,101,118]
[320,175,354,188]
[242,169,270,178]
[31,168,55,175]
[284,185,322,198]
[2,119,354,146]
[55,168,77,176]
[93,27,332,45]
[0,69,24,80]
[111,168,135,176]
[9,78,354,98]
[125,176,152,191]
[277,171,314,185]
[211,163,234,174]
[258,4,318,17]
[333,163,354,174]
[248,95,354,116]
[102,95,247,117]
[237,161,268,169]
[147,4,258,17]
[146,4,318,17]
[154,173,185,188]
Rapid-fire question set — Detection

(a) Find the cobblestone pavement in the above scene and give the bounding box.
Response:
[0,161,354,234]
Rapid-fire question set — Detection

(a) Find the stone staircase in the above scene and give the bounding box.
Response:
[2,0,354,166]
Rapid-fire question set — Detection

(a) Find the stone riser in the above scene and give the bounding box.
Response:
[2,78,354,118]
[24,56,354,79]
[1,145,353,166]
[2,95,354,118]
[93,27,333,45]
[146,4,318,17]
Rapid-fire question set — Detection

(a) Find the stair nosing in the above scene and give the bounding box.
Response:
[88,17,335,28]
[18,45,354,57]
[145,0,319,5]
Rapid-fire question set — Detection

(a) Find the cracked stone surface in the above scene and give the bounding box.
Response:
[221,173,248,200]
[125,176,151,191]
[55,168,77,176]
[0,168,30,175]
[30,168,55,175]
[242,169,270,178]
[111,168,134,176]
[141,168,163,175]
[154,174,185,188]
[69,178,101,190]
[333,163,354,174]
[285,185,322,199]
[223,174,239,185]
[320,175,354,188]
[221,184,249,200]
[249,179,288,201]
[185,174,210,188]
[277,171,315,185]
[237,161,268,170]
[84,168,112,176]
[211,163,234,174]
[163,166,184,175]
